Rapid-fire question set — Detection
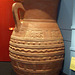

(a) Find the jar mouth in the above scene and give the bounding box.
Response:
[20,19,56,22]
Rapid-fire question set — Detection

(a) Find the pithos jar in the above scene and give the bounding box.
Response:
[9,0,64,75]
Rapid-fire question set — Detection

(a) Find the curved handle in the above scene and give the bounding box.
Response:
[12,3,25,31]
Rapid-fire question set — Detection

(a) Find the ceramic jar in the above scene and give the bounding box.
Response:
[9,0,64,75]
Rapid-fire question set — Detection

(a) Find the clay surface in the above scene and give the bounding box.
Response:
[9,0,64,75]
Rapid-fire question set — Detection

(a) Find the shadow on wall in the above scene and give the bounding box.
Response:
[57,0,73,75]
[58,0,72,29]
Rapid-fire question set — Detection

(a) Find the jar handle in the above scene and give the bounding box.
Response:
[12,3,25,31]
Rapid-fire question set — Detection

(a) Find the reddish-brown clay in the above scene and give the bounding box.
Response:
[9,0,64,75]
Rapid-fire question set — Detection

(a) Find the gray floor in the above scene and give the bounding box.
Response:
[0,62,16,75]
[0,62,66,75]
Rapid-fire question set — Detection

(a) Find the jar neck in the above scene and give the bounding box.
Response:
[21,0,60,20]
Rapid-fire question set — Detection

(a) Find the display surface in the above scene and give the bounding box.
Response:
[9,0,64,75]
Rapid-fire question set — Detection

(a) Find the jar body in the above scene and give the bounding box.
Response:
[9,19,64,75]
[9,0,64,75]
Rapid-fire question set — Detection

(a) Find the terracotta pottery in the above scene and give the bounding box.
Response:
[9,0,64,75]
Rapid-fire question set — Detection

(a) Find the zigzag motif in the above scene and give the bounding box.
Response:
[9,45,64,53]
